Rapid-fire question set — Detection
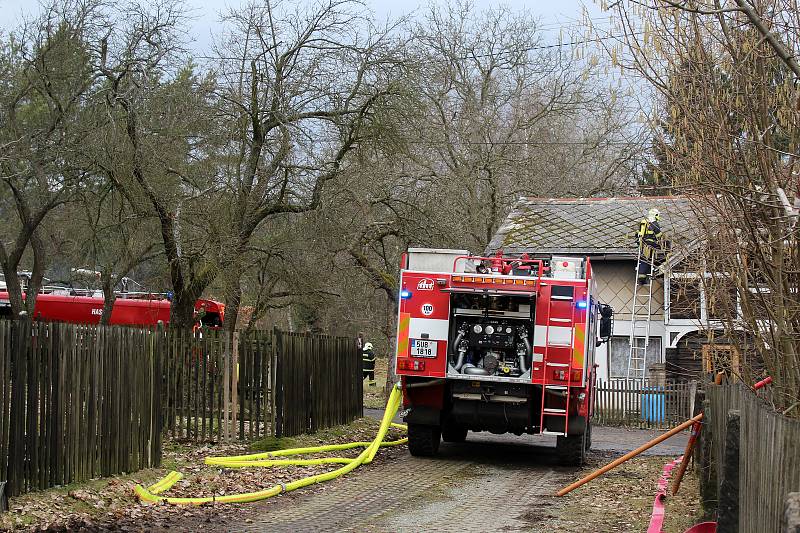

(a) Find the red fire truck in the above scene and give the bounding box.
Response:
[0,290,224,328]
[395,248,613,465]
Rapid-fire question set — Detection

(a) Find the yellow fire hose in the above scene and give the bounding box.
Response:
[134,384,406,505]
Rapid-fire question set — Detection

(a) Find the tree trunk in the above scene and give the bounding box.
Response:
[22,232,47,318]
[170,295,198,329]
[100,272,116,325]
[0,263,25,318]
[223,263,244,334]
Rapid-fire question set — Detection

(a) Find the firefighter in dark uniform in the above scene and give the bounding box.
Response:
[637,208,664,284]
[362,342,376,386]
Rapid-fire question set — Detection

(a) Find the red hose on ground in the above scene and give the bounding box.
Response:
[647,457,683,533]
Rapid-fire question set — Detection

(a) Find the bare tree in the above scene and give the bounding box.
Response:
[0,1,102,316]
[610,0,800,410]
[86,0,223,328]
[208,0,406,332]
[403,1,637,252]
[70,185,161,323]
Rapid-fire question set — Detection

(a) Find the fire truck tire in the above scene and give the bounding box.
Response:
[556,432,587,466]
[407,423,441,456]
[441,423,468,443]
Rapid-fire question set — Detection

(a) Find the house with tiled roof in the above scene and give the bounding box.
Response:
[487,196,728,383]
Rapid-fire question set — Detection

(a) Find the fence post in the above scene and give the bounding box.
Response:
[273,328,284,439]
[222,333,230,442]
[688,380,698,420]
[717,409,741,532]
[232,331,239,440]
[783,493,800,533]
[8,318,30,496]
[153,324,164,467]
[698,398,717,515]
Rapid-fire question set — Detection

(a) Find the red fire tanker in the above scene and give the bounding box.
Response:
[0,291,224,328]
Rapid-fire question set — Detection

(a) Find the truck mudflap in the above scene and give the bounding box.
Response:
[546,413,588,436]
[450,400,532,433]
[401,377,445,425]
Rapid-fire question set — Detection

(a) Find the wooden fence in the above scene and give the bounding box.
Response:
[0,319,362,497]
[274,332,363,437]
[0,320,161,497]
[594,378,696,430]
[161,329,362,440]
[704,383,800,532]
[161,329,275,442]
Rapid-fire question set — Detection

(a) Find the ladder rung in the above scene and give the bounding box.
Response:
[543,408,567,414]
[547,342,572,347]
[546,362,570,367]
[549,318,571,323]
[541,430,567,436]
[544,385,568,390]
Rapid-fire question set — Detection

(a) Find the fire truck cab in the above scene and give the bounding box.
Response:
[395,248,613,465]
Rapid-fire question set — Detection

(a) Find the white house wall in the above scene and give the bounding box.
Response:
[592,261,664,320]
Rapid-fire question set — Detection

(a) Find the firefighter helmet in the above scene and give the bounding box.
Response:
[647,208,661,222]
[363,342,373,351]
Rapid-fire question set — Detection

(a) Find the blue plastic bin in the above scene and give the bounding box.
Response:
[641,386,665,423]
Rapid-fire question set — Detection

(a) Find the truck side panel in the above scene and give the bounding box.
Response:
[395,271,450,378]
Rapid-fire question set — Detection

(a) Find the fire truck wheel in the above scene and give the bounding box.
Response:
[441,423,468,443]
[556,432,587,466]
[407,423,441,456]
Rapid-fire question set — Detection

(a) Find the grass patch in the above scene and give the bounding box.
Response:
[249,436,300,452]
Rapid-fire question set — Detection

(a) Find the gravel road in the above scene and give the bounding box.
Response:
[222,422,688,533]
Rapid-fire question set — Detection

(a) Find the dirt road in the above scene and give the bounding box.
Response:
[216,427,686,533]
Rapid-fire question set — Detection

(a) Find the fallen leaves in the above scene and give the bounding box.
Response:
[0,417,405,532]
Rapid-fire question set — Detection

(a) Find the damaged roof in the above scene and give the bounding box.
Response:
[486,196,699,258]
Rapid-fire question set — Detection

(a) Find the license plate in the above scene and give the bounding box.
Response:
[410,339,437,358]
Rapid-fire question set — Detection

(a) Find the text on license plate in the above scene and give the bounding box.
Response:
[410,339,437,358]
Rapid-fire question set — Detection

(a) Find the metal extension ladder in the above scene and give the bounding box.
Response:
[627,242,654,380]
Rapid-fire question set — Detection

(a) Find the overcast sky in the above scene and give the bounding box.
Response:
[0,0,612,53]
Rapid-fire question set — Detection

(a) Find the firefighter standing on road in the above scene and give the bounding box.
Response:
[637,208,664,284]
[362,342,376,386]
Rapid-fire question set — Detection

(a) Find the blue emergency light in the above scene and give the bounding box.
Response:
[576,300,588,309]
[400,289,412,299]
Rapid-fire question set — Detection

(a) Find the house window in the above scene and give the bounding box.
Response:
[608,336,662,378]
[669,278,701,320]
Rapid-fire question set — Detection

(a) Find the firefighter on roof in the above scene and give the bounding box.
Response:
[362,342,376,386]
[637,208,664,284]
